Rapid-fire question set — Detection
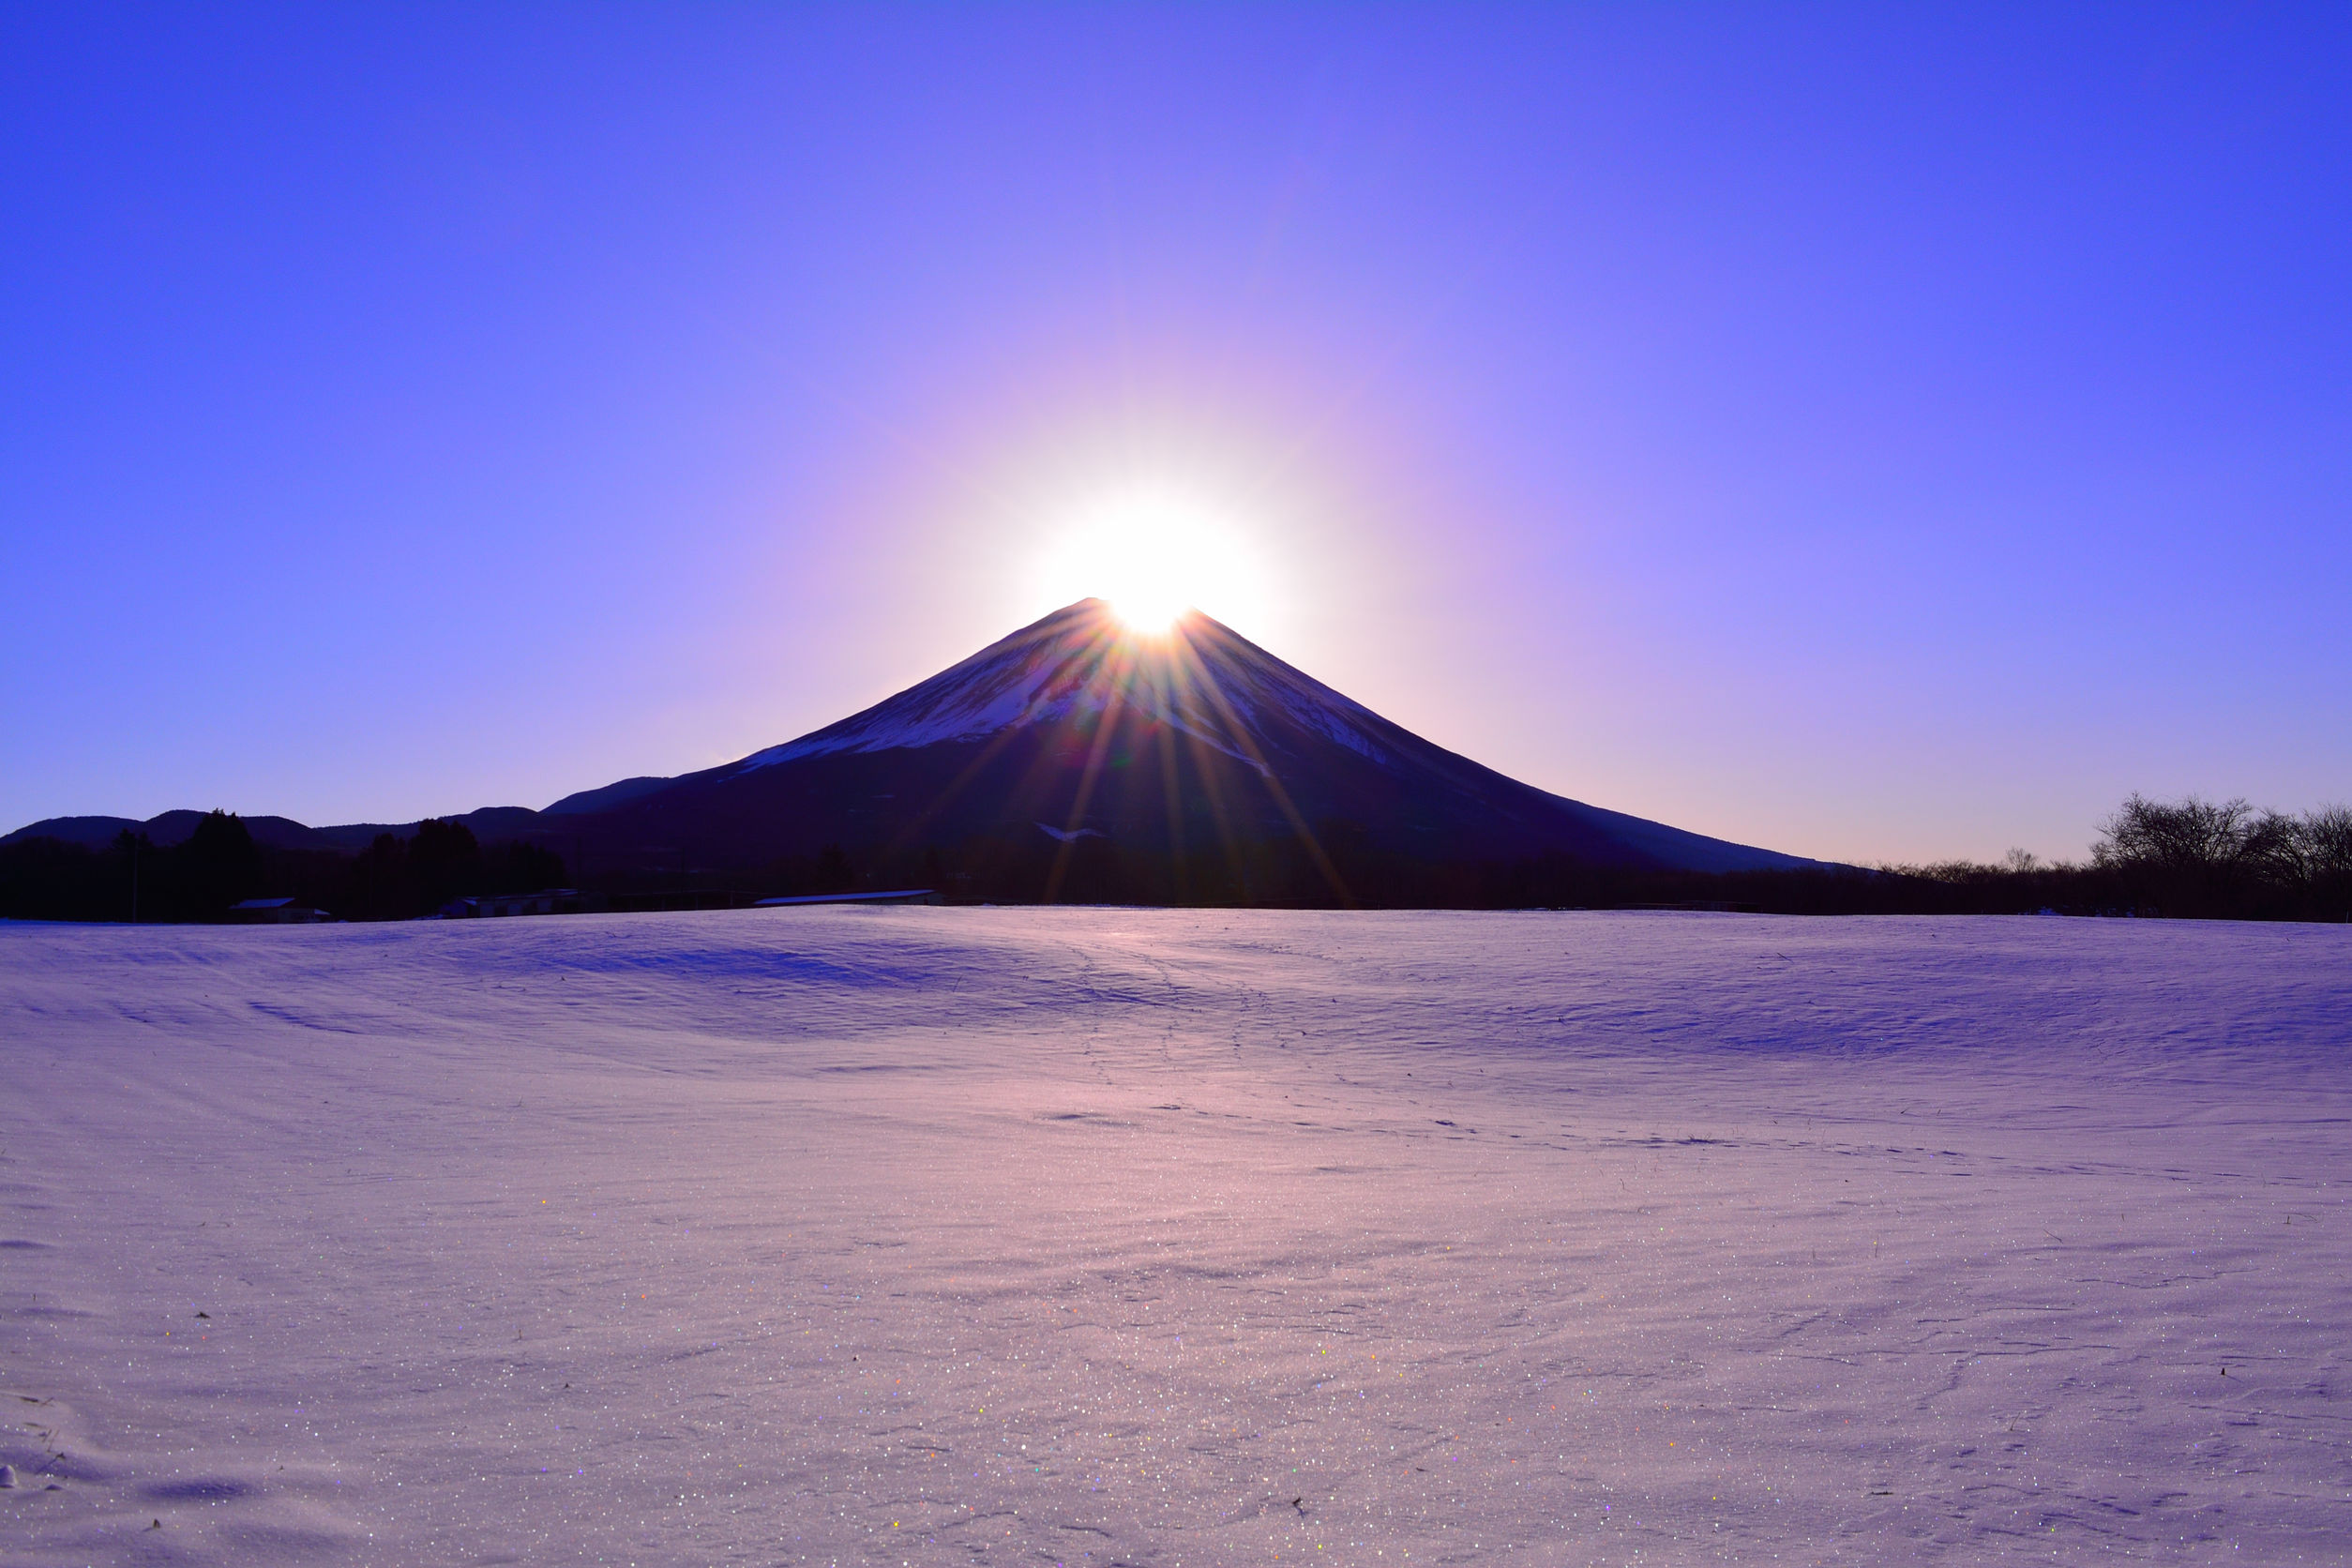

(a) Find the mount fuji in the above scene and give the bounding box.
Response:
[540,600,1818,879]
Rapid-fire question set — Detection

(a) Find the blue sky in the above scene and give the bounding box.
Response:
[5,3,2346,862]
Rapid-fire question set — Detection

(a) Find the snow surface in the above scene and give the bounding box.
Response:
[3,909,2348,1566]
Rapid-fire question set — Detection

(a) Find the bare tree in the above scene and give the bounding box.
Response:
[2092,794,2260,870]
[2240,808,2307,882]
[2299,805,2352,882]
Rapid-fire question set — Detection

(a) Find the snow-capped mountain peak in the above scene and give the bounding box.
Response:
[733,600,1397,778]
[527,598,1817,876]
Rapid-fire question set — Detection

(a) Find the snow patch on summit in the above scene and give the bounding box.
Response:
[731,602,1396,776]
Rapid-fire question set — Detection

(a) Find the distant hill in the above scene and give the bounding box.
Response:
[1,810,336,852]
[1,807,539,855]
[301,807,544,853]
[541,776,675,817]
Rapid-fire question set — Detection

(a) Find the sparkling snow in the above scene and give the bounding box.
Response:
[3,910,2347,1564]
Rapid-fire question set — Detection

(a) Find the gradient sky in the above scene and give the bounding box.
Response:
[6,4,2347,864]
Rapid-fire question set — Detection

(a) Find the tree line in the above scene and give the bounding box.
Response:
[868,793,2352,919]
[0,811,566,923]
[1866,795,2352,921]
[2,793,2344,923]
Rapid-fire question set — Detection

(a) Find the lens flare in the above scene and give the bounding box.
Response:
[1033,487,1266,635]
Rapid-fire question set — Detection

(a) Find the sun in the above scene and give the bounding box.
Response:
[1033,486,1267,635]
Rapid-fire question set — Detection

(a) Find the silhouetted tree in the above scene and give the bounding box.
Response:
[2088,793,2352,917]
[2303,806,2352,880]
[481,840,567,895]
[336,833,415,921]
[407,818,481,909]
[179,809,262,917]
[2264,805,2352,918]
[2093,794,2260,871]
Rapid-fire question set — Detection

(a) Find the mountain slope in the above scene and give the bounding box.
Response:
[5,601,1819,886]
[567,600,1817,876]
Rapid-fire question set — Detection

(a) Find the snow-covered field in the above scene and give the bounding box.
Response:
[3,910,2347,1566]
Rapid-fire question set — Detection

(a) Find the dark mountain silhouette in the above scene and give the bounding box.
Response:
[0,806,538,854]
[544,600,1817,877]
[6,601,1819,893]
[542,776,674,817]
[2,809,334,852]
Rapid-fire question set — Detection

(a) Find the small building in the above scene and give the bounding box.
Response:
[439,889,593,919]
[228,897,335,924]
